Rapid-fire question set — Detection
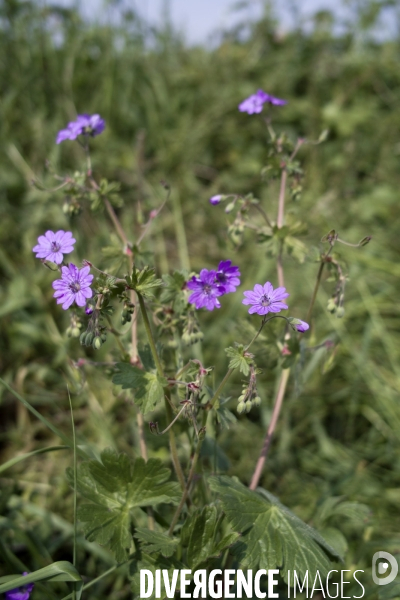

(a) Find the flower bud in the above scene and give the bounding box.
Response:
[336,306,345,318]
[237,401,246,414]
[93,336,102,350]
[253,396,261,407]
[245,400,252,413]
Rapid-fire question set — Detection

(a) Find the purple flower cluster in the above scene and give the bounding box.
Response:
[32,230,76,264]
[56,113,105,144]
[5,573,34,600]
[32,230,94,311]
[238,89,287,114]
[187,260,241,311]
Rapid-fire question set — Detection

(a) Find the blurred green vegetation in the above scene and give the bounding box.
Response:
[1,0,400,597]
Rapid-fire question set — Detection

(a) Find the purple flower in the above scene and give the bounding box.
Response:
[187,269,224,311]
[242,282,289,315]
[52,263,93,310]
[210,195,222,205]
[291,319,309,333]
[32,230,76,264]
[216,260,241,293]
[238,89,287,114]
[56,113,105,144]
[5,572,34,600]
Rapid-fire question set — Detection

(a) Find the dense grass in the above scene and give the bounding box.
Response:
[1,0,400,598]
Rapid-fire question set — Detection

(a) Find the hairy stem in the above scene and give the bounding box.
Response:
[137,293,185,488]
[277,169,287,229]
[249,368,290,490]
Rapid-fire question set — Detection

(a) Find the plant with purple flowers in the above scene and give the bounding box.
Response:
[11,87,373,600]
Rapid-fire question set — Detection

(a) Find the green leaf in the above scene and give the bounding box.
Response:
[134,528,179,557]
[67,449,181,561]
[138,344,156,371]
[113,363,166,414]
[160,272,186,303]
[320,527,348,560]
[225,344,254,376]
[209,476,340,582]
[0,561,83,600]
[126,266,163,298]
[181,506,240,569]
[214,396,237,430]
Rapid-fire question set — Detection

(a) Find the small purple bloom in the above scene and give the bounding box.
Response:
[56,113,105,144]
[32,230,76,264]
[209,195,222,205]
[238,89,287,114]
[216,260,241,293]
[5,572,34,600]
[187,269,224,311]
[242,282,289,315]
[52,263,93,310]
[293,319,309,333]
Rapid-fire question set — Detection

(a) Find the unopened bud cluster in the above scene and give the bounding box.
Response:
[66,314,83,338]
[80,329,107,349]
[121,300,135,325]
[237,385,261,414]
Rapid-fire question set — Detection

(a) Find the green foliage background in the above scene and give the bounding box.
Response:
[1,0,400,598]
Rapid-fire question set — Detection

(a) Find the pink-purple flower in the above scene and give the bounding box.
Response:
[238,90,287,114]
[242,282,289,315]
[187,269,225,311]
[216,260,241,293]
[32,230,76,264]
[5,572,34,600]
[56,114,105,144]
[52,264,93,310]
[290,319,309,332]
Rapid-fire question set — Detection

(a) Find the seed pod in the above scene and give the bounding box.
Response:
[253,396,261,407]
[336,306,345,318]
[71,326,81,338]
[80,331,87,345]
[237,401,246,414]
[85,332,94,346]
[93,336,102,350]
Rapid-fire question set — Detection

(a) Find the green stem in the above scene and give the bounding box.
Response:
[59,564,121,600]
[164,397,186,490]
[208,368,234,411]
[137,293,164,377]
[137,293,185,488]
[67,390,77,600]
[168,433,203,535]
[306,261,325,323]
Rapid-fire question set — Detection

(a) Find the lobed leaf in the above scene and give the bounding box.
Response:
[209,476,341,583]
[113,363,167,414]
[67,449,181,561]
